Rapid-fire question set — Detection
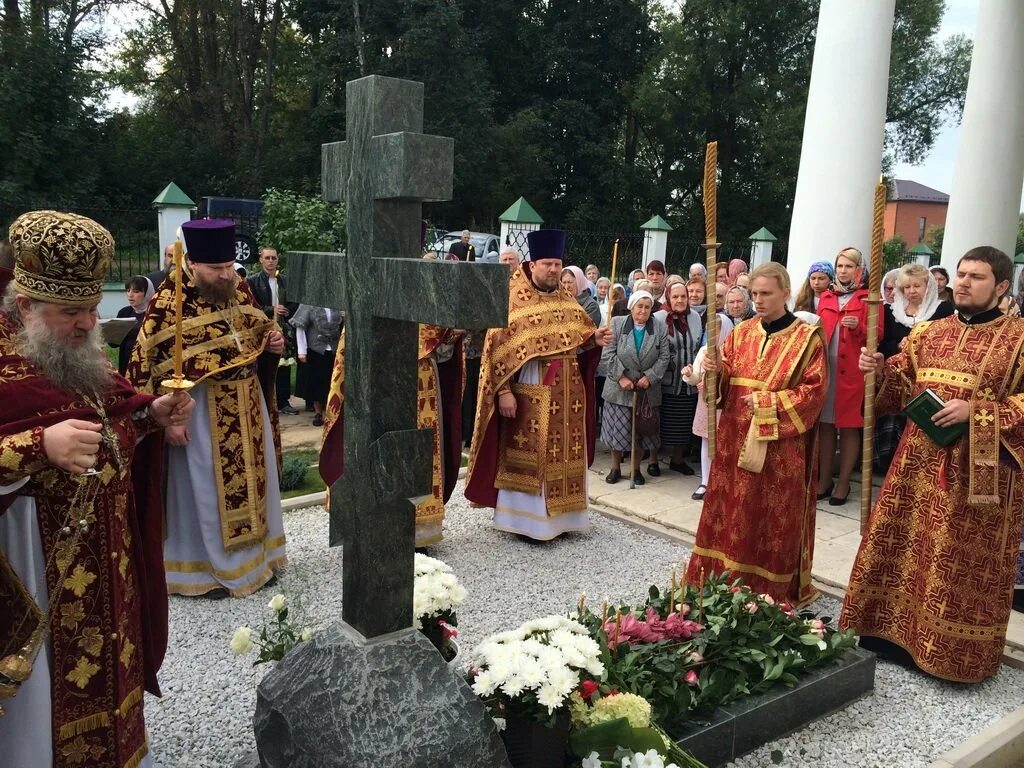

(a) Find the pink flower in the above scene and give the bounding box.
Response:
[778,602,792,612]
[759,593,776,606]
[807,618,826,637]
[744,602,758,614]
[580,680,600,702]
[684,670,699,686]
[677,603,691,616]
[729,586,742,593]
[689,651,704,664]
[439,620,458,641]
[661,612,704,640]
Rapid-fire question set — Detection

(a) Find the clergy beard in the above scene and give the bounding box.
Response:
[954,287,999,317]
[18,314,111,395]
[195,272,239,305]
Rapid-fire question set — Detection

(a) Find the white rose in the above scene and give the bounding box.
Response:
[230,626,253,655]
[267,593,286,612]
[582,752,602,768]
[300,627,313,642]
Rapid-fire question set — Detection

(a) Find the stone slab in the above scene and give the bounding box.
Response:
[253,623,511,768]
[930,703,1024,768]
[667,647,876,768]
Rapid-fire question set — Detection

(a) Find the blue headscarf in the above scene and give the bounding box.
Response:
[808,261,836,281]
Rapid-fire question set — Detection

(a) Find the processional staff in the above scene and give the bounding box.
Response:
[702,141,720,460]
[859,177,886,534]
[606,238,619,330]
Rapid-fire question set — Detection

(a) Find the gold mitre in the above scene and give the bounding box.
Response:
[9,210,114,307]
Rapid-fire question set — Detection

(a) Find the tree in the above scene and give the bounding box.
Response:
[258,187,346,254]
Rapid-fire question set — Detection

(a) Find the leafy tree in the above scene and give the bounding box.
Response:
[257,188,347,254]
[926,225,944,258]
[883,234,907,272]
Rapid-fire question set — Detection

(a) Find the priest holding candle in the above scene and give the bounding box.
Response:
[128,219,287,597]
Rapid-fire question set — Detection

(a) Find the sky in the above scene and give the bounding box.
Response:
[891,0,1024,212]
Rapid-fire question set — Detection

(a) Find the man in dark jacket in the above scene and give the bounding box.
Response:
[447,230,475,261]
[248,246,299,414]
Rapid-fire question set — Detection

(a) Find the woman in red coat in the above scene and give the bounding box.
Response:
[815,247,881,505]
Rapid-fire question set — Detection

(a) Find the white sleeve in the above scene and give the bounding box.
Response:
[296,328,308,356]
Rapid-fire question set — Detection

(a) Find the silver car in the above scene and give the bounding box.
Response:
[428,231,500,261]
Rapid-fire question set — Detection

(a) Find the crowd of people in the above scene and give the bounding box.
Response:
[2,211,1024,766]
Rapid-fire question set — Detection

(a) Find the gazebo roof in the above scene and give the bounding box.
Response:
[498,197,543,224]
[152,182,195,208]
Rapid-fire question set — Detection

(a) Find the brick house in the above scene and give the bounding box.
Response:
[884,179,949,246]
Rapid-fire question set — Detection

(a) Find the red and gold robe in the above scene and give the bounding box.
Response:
[465,266,600,521]
[127,267,280,556]
[841,312,1024,682]
[0,312,167,768]
[319,325,465,547]
[687,316,827,606]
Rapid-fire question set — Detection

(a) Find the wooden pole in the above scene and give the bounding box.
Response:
[606,238,619,329]
[703,141,720,460]
[860,177,886,534]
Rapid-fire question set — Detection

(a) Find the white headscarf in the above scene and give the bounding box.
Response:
[627,290,654,311]
[891,268,940,328]
[881,268,900,306]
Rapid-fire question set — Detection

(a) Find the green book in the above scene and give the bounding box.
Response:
[902,388,966,447]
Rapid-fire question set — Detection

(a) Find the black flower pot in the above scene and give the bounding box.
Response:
[502,711,570,768]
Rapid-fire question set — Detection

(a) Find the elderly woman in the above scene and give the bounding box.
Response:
[561,265,602,327]
[651,281,701,475]
[687,277,707,316]
[689,263,708,281]
[727,258,748,286]
[724,285,755,326]
[601,291,671,485]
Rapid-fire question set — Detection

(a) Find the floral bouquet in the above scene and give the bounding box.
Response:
[469,615,604,725]
[414,553,466,661]
[230,593,314,666]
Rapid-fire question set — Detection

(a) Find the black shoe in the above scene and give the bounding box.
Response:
[312,413,324,427]
[632,471,645,486]
[279,405,299,415]
[817,484,834,501]
[669,461,695,475]
[606,468,622,484]
[691,484,706,501]
[647,463,661,477]
[829,486,849,506]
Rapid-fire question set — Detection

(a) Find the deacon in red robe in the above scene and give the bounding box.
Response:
[842,246,1024,683]
[0,211,193,768]
[687,263,827,606]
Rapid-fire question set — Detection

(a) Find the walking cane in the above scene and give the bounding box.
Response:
[629,388,639,489]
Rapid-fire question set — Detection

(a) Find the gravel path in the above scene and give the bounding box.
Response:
[147,488,1024,767]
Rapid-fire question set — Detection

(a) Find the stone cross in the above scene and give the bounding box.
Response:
[290,75,509,639]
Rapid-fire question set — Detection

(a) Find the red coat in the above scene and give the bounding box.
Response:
[817,289,883,428]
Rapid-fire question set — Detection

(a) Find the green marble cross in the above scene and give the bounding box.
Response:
[290,75,509,639]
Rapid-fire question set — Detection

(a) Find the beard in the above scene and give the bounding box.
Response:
[18,314,112,395]
[195,273,239,305]
[954,287,999,316]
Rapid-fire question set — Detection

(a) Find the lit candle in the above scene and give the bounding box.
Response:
[173,239,184,380]
[606,239,619,329]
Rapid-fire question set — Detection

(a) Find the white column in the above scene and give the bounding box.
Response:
[157,207,191,251]
[787,0,896,282]
[641,231,668,269]
[749,240,774,269]
[940,0,1024,272]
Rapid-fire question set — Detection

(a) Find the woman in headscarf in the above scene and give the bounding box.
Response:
[724,285,755,326]
[686,277,707,316]
[929,266,953,303]
[596,277,612,324]
[881,268,900,306]
[873,263,953,473]
[727,258,748,286]
[793,261,835,314]
[651,281,701,475]
[689,263,708,281]
[600,290,670,484]
[561,265,602,327]
[816,247,882,505]
[626,268,646,298]
[112,274,155,375]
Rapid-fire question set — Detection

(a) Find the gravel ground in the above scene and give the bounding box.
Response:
[147,488,1024,767]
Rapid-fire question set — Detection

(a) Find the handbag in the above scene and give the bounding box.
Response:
[635,389,660,437]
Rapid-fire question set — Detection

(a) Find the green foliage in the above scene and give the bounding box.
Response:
[577,573,857,728]
[258,188,347,254]
[926,226,944,258]
[279,453,311,491]
[883,235,908,272]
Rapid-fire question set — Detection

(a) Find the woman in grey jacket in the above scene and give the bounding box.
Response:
[599,291,671,485]
[290,304,343,425]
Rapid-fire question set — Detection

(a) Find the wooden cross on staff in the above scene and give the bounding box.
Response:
[288,75,510,639]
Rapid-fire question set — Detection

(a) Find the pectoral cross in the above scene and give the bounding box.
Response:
[290,75,509,639]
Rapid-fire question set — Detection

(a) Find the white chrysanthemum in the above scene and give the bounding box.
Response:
[501,674,526,697]
[546,665,578,698]
[471,670,498,697]
[536,683,565,713]
[585,658,606,677]
[519,657,547,690]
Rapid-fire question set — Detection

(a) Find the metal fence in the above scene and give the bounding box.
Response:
[0,202,161,284]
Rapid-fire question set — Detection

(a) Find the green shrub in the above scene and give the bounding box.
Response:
[279,454,310,491]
